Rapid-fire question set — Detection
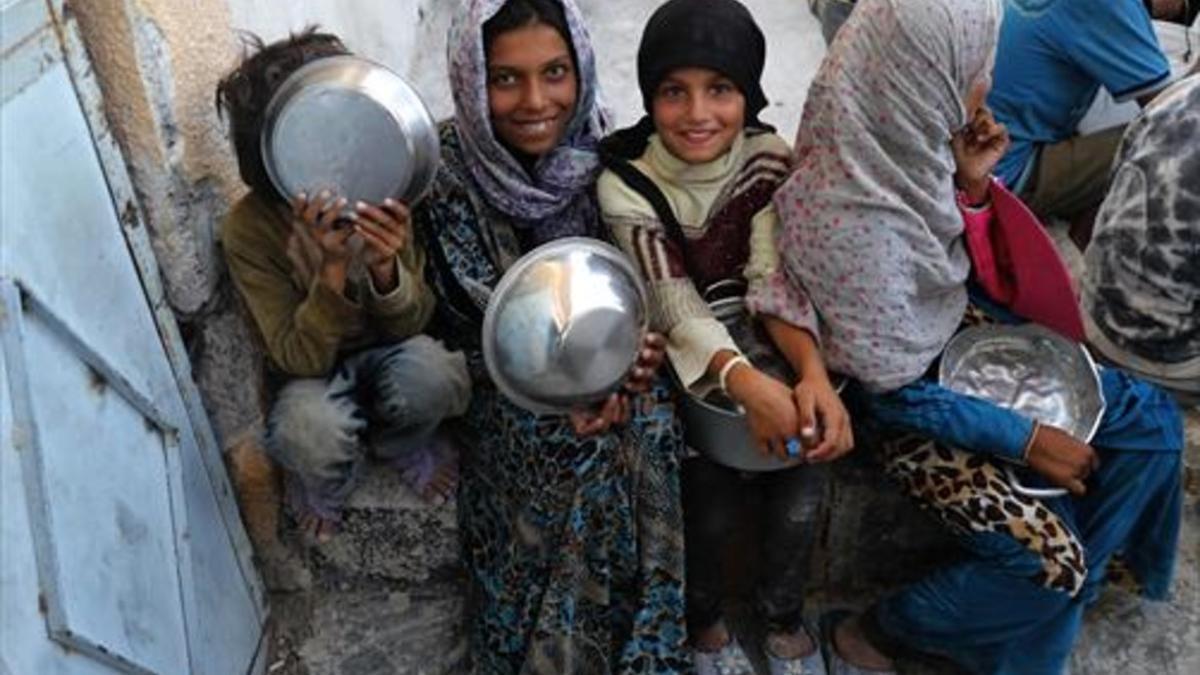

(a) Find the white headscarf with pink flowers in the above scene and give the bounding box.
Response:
[771,0,1003,391]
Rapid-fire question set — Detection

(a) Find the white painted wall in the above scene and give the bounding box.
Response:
[224,0,827,138]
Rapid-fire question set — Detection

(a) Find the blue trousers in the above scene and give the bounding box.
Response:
[873,368,1184,674]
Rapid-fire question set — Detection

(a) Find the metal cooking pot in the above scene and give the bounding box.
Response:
[261,55,439,208]
[678,297,844,472]
[482,238,648,415]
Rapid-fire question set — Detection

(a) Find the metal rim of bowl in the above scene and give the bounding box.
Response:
[481,237,649,415]
[939,323,1106,499]
[938,323,1105,443]
[259,55,440,207]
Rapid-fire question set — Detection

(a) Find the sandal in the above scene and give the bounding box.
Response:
[820,610,897,675]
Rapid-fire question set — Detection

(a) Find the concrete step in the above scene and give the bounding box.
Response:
[269,588,466,675]
[307,466,464,588]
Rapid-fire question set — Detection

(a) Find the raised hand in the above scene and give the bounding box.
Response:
[291,190,354,293]
[952,105,1010,205]
[354,198,411,293]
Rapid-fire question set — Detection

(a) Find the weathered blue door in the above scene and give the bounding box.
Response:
[1,1,266,673]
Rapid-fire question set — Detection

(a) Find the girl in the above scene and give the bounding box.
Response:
[766,1,1184,672]
[410,1,690,672]
[598,1,853,672]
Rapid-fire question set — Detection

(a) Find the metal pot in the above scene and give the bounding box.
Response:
[482,238,648,415]
[678,297,839,472]
[261,55,439,208]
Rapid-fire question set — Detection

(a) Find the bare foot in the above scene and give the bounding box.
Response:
[297,511,338,545]
[398,441,460,507]
[693,621,732,652]
[417,460,458,506]
[834,615,894,671]
[765,627,817,659]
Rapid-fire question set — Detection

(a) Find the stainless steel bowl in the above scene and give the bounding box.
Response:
[939,323,1106,498]
[679,297,845,472]
[261,55,439,208]
[482,238,648,415]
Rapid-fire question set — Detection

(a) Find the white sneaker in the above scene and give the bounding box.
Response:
[693,637,756,675]
[766,626,827,675]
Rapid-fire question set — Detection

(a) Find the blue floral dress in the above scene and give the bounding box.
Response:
[412,121,691,675]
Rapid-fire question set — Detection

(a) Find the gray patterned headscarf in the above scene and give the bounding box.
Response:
[773,0,1003,391]
[447,0,611,244]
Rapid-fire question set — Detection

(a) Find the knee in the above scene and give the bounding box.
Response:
[374,336,471,424]
[267,380,363,474]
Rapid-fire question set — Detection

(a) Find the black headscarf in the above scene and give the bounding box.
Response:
[604,0,771,160]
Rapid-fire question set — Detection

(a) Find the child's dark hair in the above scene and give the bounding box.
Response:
[483,0,572,56]
[215,26,348,201]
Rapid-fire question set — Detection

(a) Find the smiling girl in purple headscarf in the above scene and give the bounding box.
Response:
[410,1,690,672]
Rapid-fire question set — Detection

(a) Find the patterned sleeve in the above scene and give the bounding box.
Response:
[744,204,821,342]
[597,170,738,393]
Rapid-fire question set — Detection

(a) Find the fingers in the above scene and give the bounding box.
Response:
[379,198,411,228]
[570,394,631,437]
[354,219,399,254]
[642,332,666,351]
[1066,478,1088,497]
[793,386,818,448]
[569,409,605,436]
[318,198,345,232]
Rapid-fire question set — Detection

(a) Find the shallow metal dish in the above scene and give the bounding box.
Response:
[261,55,439,208]
[939,324,1106,498]
[679,297,846,472]
[482,238,648,415]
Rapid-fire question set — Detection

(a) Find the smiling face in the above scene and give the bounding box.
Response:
[651,67,746,164]
[486,22,578,159]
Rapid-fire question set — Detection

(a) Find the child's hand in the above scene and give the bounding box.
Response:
[952,106,1009,204]
[292,191,354,291]
[354,198,411,293]
[792,375,854,462]
[569,393,630,437]
[624,333,667,394]
[1026,425,1098,496]
[726,366,801,460]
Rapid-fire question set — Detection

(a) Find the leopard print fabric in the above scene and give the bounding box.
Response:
[877,302,1088,595]
[881,435,1086,595]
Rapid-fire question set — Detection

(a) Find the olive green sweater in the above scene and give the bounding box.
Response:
[220,192,435,378]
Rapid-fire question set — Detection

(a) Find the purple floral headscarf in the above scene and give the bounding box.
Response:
[447,0,612,244]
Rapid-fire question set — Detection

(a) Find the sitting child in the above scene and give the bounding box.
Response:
[215,29,470,543]
[598,1,854,672]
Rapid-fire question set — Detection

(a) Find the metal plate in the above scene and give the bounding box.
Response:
[939,324,1105,443]
[261,55,439,208]
[483,238,648,415]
